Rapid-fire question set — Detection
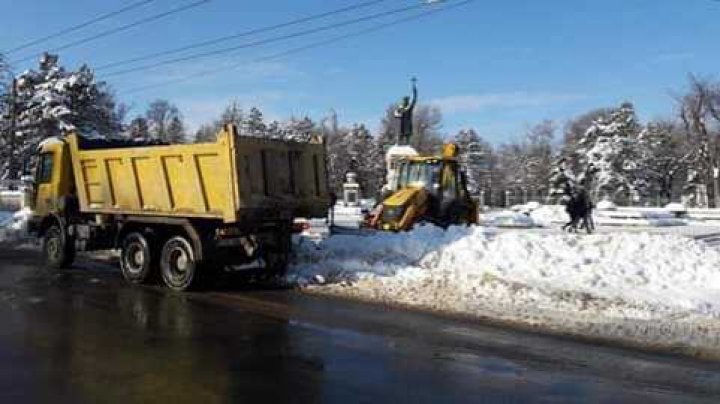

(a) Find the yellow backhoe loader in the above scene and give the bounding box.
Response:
[372,144,478,231]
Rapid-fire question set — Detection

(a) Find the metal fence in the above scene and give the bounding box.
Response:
[476,189,552,208]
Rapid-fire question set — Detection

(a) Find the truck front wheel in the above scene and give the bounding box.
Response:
[43,225,75,269]
[160,236,199,291]
[120,232,155,284]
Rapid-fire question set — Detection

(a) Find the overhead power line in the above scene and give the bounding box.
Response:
[4,0,156,55]
[122,0,475,95]
[12,0,210,64]
[104,1,429,77]
[97,0,388,71]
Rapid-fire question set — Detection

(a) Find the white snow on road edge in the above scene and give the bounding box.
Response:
[288,225,720,354]
[0,209,33,245]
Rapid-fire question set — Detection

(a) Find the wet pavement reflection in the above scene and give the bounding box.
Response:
[1,249,720,403]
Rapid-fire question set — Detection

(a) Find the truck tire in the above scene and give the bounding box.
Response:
[120,232,155,285]
[43,225,75,269]
[160,235,200,291]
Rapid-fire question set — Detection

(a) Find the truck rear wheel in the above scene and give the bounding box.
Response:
[43,225,75,269]
[120,232,155,285]
[160,235,199,291]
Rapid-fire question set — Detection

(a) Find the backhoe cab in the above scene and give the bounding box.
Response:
[375,144,478,231]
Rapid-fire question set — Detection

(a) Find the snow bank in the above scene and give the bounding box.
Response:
[289,226,720,355]
[479,211,538,228]
[528,204,687,228]
[529,205,566,226]
[596,200,617,211]
[0,209,33,245]
[595,209,686,227]
[332,205,365,229]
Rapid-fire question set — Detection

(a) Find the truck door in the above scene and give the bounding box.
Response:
[34,152,56,216]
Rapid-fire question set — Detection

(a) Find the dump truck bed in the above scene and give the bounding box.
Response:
[67,126,329,223]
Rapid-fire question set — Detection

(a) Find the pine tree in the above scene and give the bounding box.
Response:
[5,53,120,178]
[325,123,384,196]
[636,120,692,201]
[281,116,316,142]
[574,102,642,202]
[452,128,492,194]
[241,107,265,137]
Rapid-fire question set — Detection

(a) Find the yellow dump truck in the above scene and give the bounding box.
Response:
[28,124,330,290]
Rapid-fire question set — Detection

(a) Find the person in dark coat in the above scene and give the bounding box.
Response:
[562,187,594,234]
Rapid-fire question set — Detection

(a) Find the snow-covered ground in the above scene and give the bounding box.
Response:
[289,225,720,356]
[332,205,365,229]
[0,209,33,246]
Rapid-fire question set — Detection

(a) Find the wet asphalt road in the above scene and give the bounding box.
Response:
[1,249,720,403]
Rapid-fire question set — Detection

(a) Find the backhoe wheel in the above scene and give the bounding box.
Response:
[160,236,199,292]
[120,232,155,285]
[43,224,75,269]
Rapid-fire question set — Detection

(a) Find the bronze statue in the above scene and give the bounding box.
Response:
[394,78,418,145]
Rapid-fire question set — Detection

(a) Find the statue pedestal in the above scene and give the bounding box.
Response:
[382,144,419,195]
[343,172,361,207]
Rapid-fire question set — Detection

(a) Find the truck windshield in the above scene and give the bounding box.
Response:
[397,160,441,192]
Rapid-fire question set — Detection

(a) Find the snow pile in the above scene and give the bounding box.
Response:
[529,205,567,226]
[529,204,687,228]
[665,202,686,214]
[596,200,617,211]
[289,227,720,354]
[479,211,538,228]
[0,208,33,245]
[0,190,25,211]
[595,209,686,227]
[332,204,365,229]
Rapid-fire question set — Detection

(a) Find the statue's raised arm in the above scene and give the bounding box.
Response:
[395,77,418,145]
[409,80,418,110]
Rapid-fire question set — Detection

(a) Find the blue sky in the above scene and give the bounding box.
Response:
[1,0,719,143]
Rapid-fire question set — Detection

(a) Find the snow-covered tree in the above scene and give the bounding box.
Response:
[326,123,384,196]
[2,53,121,179]
[241,107,265,137]
[266,120,281,138]
[677,76,720,207]
[635,120,692,200]
[547,157,576,201]
[281,116,316,142]
[574,102,642,202]
[452,128,492,194]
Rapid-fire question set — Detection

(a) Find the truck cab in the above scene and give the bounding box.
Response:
[31,138,74,218]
